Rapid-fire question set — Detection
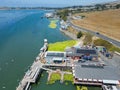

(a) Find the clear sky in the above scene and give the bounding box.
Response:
[0,0,117,7]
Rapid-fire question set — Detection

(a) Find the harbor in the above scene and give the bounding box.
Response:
[16,37,120,90]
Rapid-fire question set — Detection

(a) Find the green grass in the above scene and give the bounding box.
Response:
[48,40,77,51]
[48,73,61,84]
[63,74,73,82]
[76,86,88,90]
[94,38,120,53]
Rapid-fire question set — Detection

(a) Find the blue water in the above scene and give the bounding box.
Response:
[0,10,70,90]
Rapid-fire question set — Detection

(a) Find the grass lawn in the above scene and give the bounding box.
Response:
[76,86,88,90]
[48,73,61,84]
[48,40,77,51]
[64,74,73,82]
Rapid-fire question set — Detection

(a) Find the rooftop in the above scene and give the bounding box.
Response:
[45,51,66,57]
[73,61,120,81]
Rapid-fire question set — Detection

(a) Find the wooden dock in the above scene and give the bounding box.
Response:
[16,59,43,90]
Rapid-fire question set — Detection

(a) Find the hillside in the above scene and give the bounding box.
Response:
[72,9,120,41]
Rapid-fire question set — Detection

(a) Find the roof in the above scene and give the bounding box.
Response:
[76,49,97,55]
[73,61,120,81]
[103,80,119,84]
[45,51,66,57]
[66,47,98,56]
[53,57,63,61]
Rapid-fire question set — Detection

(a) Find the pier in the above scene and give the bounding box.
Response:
[16,39,48,90]
[16,60,42,90]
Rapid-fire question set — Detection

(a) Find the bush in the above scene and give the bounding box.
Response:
[94,38,120,52]
[94,39,112,49]
[77,31,83,38]
[57,9,69,21]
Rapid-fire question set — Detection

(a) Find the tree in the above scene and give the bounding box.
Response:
[56,9,69,21]
[116,4,120,9]
[77,31,83,38]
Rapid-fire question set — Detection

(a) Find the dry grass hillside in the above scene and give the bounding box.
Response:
[72,9,120,41]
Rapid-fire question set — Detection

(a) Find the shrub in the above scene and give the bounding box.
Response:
[94,38,120,52]
[77,31,83,38]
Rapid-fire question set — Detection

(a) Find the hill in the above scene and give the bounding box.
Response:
[72,9,120,41]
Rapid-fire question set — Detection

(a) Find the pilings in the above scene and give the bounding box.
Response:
[16,60,42,90]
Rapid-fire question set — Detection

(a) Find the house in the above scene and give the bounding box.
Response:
[60,20,69,30]
[45,51,66,64]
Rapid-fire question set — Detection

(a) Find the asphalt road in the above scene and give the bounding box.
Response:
[69,21,120,47]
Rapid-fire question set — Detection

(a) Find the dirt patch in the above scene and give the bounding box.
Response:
[72,9,120,41]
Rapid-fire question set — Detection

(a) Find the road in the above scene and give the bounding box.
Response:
[68,21,120,47]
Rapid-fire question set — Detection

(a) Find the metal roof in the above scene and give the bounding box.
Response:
[74,62,120,81]
[66,47,98,57]
[76,49,97,55]
[46,51,65,57]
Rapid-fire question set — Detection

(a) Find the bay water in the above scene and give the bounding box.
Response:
[0,10,70,90]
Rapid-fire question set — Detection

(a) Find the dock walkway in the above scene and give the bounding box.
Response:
[16,59,43,90]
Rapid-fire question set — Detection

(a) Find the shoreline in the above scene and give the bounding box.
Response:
[60,28,77,40]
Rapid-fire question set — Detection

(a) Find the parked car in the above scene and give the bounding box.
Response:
[96,32,100,34]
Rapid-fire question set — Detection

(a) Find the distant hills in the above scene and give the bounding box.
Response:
[0,0,120,10]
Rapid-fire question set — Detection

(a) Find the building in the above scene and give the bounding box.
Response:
[65,47,98,60]
[52,57,65,64]
[60,20,69,30]
[45,13,54,18]
[72,60,120,86]
[45,51,66,64]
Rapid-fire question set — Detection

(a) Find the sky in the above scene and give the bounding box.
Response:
[0,0,118,7]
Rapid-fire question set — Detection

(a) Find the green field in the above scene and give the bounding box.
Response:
[48,40,77,51]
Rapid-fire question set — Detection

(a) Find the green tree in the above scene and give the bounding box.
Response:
[116,4,120,9]
[77,31,83,38]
